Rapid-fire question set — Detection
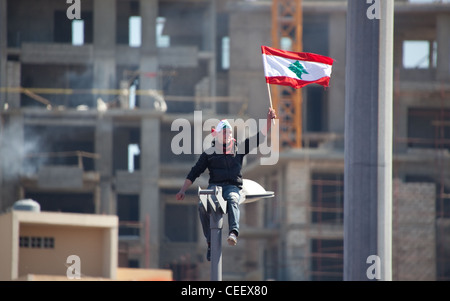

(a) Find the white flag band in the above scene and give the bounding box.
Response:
[261,45,334,89]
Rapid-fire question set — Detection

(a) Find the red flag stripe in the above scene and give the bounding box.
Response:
[261,45,334,66]
[265,76,331,89]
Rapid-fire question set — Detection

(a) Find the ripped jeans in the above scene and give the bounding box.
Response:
[198,184,241,244]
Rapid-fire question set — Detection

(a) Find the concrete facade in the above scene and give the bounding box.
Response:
[0,0,449,281]
[392,179,436,281]
[0,210,118,281]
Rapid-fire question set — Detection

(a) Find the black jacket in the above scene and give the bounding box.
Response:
[186,132,265,189]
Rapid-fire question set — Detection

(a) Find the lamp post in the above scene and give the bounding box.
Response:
[198,179,274,281]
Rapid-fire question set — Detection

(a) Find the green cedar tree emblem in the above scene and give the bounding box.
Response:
[288,61,309,79]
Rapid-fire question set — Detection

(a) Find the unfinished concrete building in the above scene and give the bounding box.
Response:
[0,0,449,281]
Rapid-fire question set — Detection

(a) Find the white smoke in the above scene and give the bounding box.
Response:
[0,117,46,181]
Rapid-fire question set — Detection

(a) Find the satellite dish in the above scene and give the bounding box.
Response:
[239,179,274,205]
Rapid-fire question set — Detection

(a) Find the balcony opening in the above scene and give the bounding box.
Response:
[117,194,140,237]
[157,17,170,48]
[129,16,142,47]
[128,143,140,173]
[72,20,84,46]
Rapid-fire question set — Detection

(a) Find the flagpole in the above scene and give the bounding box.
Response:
[266,83,275,125]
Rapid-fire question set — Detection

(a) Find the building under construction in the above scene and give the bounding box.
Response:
[0,0,449,281]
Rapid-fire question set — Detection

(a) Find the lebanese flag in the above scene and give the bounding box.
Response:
[261,45,334,89]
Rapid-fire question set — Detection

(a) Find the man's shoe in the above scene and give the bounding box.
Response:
[207,244,211,261]
[227,232,237,246]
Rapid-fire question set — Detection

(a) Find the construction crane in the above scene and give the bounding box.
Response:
[271,0,303,149]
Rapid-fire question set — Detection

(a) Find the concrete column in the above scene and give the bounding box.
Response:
[205,0,217,113]
[0,0,5,208]
[392,32,406,153]
[140,116,160,268]
[436,14,450,81]
[6,62,21,109]
[393,100,408,153]
[344,0,393,281]
[93,0,116,107]
[0,0,7,110]
[0,130,2,209]
[95,115,113,214]
[328,13,347,135]
[139,0,158,109]
[244,200,262,279]
[377,0,394,282]
[284,161,310,280]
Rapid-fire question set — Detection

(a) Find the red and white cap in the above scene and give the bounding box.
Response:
[211,119,232,136]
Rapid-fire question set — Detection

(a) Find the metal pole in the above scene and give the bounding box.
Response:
[199,182,274,281]
[199,186,226,281]
[209,209,223,281]
[344,0,393,281]
[0,0,5,111]
[0,0,4,209]
[344,0,379,281]
[377,0,394,281]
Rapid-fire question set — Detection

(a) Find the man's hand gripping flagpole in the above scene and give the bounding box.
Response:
[266,83,276,126]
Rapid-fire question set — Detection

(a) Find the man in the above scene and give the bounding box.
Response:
[176,107,276,261]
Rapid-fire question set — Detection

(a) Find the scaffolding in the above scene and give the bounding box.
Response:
[392,66,450,280]
[271,0,303,149]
